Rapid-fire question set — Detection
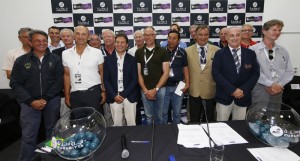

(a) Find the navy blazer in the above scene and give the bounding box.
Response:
[103,52,139,104]
[212,46,260,107]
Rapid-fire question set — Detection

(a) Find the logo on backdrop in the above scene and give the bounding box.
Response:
[153,13,171,26]
[133,0,152,12]
[73,14,94,26]
[51,0,72,13]
[191,13,208,25]
[246,16,262,22]
[114,3,132,10]
[191,3,208,10]
[73,3,92,10]
[54,17,73,24]
[228,3,245,10]
[246,0,264,12]
[134,16,152,23]
[172,0,190,12]
[153,3,171,10]
[210,26,226,38]
[252,26,262,38]
[227,13,245,25]
[94,17,113,23]
[209,1,227,13]
[92,0,113,13]
[114,13,133,26]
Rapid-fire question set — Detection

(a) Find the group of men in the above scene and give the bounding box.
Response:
[2,19,294,161]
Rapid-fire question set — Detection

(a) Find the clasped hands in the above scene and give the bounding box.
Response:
[265,83,283,95]
[232,88,244,99]
[144,89,157,100]
[31,99,47,110]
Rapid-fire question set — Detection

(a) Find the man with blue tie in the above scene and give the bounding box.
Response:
[103,33,139,126]
[212,27,260,121]
[185,25,220,123]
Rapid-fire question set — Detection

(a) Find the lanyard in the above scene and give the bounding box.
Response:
[144,48,155,66]
[167,47,179,66]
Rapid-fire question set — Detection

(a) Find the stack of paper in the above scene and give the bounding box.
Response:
[177,123,248,148]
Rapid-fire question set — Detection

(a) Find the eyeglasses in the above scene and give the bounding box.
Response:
[268,50,274,60]
[143,34,155,37]
[242,29,253,33]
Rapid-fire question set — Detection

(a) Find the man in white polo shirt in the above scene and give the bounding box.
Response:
[62,25,106,114]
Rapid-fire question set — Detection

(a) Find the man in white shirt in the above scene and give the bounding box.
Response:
[2,27,32,79]
[48,26,64,51]
[128,30,144,56]
[62,25,106,114]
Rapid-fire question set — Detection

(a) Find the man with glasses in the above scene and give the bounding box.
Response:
[213,27,228,48]
[135,26,170,125]
[241,24,257,48]
[212,27,259,121]
[250,19,294,103]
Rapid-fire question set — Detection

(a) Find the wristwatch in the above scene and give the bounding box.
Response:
[155,87,160,91]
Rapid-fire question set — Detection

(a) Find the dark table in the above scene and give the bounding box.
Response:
[39,120,300,161]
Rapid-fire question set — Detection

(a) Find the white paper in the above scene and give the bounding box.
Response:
[174,81,186,96]
[247,147,300,161]
[200,122,248,145]
[291,84,300,90]
[177,124,210,148]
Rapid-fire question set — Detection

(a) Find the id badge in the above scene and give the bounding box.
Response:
[143,66,148,76]
[169,68,174,77]
[75,73,82,84]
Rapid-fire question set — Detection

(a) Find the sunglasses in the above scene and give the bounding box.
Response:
[268,50,273,60]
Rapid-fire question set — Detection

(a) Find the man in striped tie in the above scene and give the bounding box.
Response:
[212,27,260,121]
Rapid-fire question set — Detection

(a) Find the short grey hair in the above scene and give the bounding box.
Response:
[102,29,115,36]
[60,28,74,37]
[18,27,33,36]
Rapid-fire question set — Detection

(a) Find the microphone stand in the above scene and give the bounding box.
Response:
[200,100,216,149]
[150,116,155,161]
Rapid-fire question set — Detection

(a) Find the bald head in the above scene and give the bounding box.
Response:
[74,25,89,46]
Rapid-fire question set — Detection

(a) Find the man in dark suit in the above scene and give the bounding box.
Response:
[212,27,260,121]
[103,33,139,126]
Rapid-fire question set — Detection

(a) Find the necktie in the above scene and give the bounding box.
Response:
[199,47,206,64]
[232,48,240,73]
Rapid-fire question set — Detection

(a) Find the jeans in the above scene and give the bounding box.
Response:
[141,87,166,125]
[163,86,183,124]
[18,96,60,161]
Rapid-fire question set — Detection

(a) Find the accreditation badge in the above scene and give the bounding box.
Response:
[75,73,82,84]
[143,66,148,76]
[169,68,174,77]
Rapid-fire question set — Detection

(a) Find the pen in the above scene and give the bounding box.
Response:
[131,140,150,143]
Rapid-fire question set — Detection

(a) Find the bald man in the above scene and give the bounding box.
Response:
[62,25,106,114]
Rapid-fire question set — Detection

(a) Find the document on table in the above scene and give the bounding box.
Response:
[177,124,210,148]
[200,122,248,145]
[174,81,185,96]
[248,147,300,161]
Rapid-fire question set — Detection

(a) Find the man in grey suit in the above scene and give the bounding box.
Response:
[185,25,220,123]
[250,19,294,104]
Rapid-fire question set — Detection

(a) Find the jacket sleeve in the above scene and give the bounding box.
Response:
[212,50,237,96]
[43,57,64,101]
[103,57,118,103]
[10,58,34,105]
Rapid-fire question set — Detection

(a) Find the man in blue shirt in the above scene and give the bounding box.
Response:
[163,30,189,124]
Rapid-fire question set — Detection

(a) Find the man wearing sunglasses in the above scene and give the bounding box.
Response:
[250,19,294,104]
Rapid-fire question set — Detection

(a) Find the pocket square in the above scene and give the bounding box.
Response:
[244,64,252,69]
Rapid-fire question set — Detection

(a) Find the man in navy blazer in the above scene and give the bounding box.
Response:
[103,33,139,126]
[212,27,260,121]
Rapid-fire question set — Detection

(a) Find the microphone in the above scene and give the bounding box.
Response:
[121,134,129,158]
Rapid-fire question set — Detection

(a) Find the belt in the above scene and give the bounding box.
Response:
[167,82,180,87]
